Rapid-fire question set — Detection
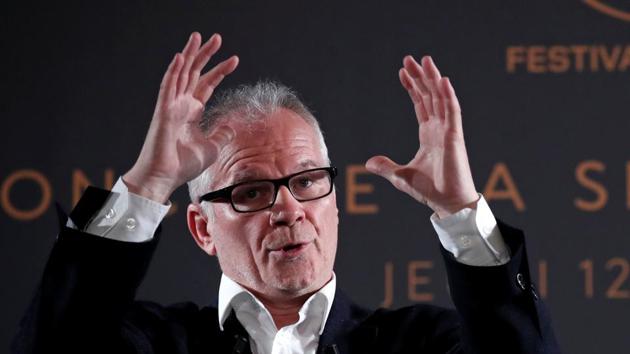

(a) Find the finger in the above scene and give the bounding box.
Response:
[399,68,428,123]
[399,68,419,102]
[434,80,445,120]
[196,55,239,104]
[441,77,463,132]
[365,155,403,182]
[403,56,430,92]
[186,33,222,94]
[421,56,442,81]
[158,53,184,105]
[176,32,202,96]
[403,56,434,117]
[419,56,444,120]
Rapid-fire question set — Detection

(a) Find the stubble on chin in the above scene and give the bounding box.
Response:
[270,256,312,287]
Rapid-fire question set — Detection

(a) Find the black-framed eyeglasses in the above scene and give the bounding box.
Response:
[198,167,338,213]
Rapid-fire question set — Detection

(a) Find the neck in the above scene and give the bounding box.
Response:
[252,290,311,329]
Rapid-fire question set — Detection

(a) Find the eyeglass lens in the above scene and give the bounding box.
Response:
[231,169,332,211]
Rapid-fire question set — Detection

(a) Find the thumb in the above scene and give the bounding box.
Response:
[365,155,402,182]
[208,125,235,147]
[201,125,235,167]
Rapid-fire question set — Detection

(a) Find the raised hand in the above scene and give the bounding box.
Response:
[366,56,479,218]
[123,33,239,203]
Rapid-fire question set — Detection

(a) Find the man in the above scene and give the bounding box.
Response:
[14,33,560,353]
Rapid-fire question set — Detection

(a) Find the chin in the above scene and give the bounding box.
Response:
[268,267,322,295]
[274,274,315,293]
[275,271,332,298]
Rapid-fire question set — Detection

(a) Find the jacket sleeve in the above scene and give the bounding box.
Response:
[12,187,160,354]
[441,220,561,354]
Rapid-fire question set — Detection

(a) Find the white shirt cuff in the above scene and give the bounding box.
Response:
[430,195,510,266]
[67,177,171,242]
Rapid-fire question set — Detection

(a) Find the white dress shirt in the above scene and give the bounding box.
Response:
[218,274,336,354]
[430,196,510,266]
[70,177,511,353]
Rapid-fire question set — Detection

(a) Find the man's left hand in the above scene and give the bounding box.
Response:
[366,55,479,218]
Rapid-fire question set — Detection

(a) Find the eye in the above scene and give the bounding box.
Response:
[238,186,266,200]
[244,188,260,199]
[295,177,313,189]
[231,182,272,205]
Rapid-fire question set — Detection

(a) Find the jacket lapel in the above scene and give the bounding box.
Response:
[221,311,253,354]
[195,308,252,354]
[317,290,377,354]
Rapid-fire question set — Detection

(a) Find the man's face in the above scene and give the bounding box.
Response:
[197,109,338,301]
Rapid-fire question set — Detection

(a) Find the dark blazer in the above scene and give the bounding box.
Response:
[13,187,560,354]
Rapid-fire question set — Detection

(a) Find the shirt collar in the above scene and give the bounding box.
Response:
[217,273,336,335]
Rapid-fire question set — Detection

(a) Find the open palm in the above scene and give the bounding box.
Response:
[366,56,478,217]
[124,33,238,203]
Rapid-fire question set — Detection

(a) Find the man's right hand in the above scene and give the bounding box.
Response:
[123,32,239,203]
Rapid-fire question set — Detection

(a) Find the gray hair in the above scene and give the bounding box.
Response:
[187,80,329,203]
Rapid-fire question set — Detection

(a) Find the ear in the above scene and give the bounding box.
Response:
[187,203,217,256]
[332,189,339,223]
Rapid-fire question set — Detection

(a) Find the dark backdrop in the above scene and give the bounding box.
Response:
[2,1,630,353]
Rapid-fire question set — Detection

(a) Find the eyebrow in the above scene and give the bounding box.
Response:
[230,170,262,185]
[228,160,322,185]
[297,160,319,170]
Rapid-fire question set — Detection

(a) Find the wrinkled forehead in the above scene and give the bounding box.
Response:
[209,110,328,185]
[222,110,323,151]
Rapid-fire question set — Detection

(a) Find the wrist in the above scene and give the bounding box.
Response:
[122,170,175,204]
[434,192,480,219]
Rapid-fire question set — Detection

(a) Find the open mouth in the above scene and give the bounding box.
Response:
[270,242,310,258]
[282,243,303,251]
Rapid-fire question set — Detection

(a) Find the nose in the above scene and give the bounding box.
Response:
[269,186,305,227]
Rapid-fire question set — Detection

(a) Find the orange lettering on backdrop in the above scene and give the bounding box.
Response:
[619,46,630,71]
[605,258,630,299]
[482,163,526,211]
[72,169,115,207]
[598,45,622,72]
[345,164,379,214]
[527,46,546,73]
[574,160,608,212]
[538,260,548,299]
[506,46,526,73]
[407,260,434,302]
[1,169,52,221]
[381,261,394,308]
[506,44,630,74]
[571,45,588,72]
[589,46,599,72]
[549,46,570,73]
